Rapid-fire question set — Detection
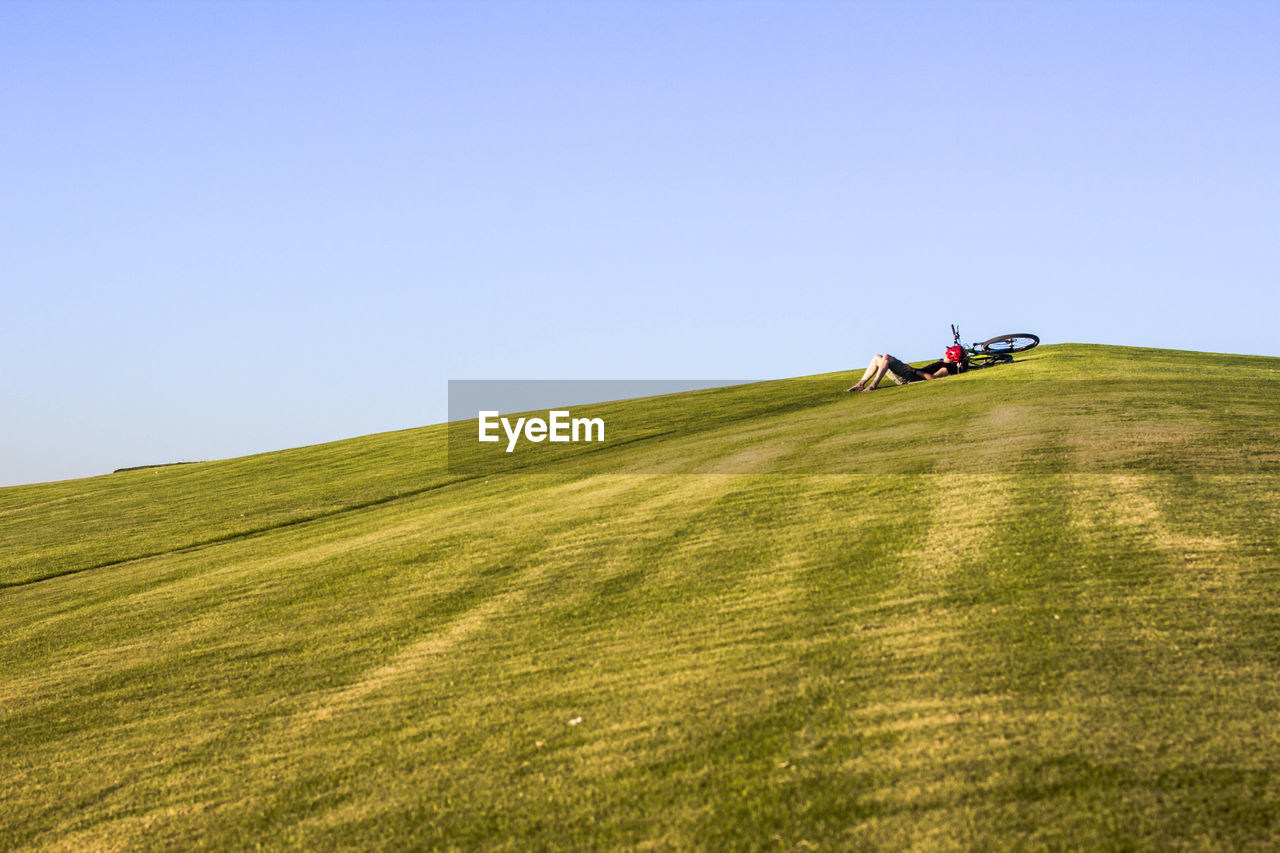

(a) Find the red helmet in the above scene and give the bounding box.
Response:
[945,345,966,362]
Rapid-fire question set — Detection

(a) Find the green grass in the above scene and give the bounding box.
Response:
[3,343,1280,850]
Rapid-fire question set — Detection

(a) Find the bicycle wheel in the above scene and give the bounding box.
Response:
[977,333,1039,354]
[966,351,1012,369]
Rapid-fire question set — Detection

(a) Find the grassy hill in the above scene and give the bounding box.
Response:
[3,343,1280,850]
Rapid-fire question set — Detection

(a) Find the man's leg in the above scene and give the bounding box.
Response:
[848,354,891,391]
[863,354,893,390]
[848,355,882,391]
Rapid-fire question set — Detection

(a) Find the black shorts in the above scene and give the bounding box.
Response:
[883,355,924,384]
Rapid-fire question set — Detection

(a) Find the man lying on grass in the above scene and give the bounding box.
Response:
[846,345,968,392]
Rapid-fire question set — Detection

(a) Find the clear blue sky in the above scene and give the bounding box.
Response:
[4,0,1277,487]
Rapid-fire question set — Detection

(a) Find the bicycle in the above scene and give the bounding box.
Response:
[951,325,1039,369]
